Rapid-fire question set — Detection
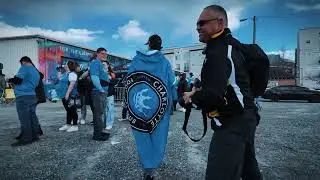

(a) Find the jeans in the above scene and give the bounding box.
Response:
[91,91,107,137]
[206,109,262,180]
[15,95,38,142]
[104,95,114,128]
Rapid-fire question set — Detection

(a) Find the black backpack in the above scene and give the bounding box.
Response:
[227,36,270,97]
[35,72,46,104]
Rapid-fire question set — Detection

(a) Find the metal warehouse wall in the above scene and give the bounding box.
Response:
[0,38,38,77]
[298,28,320,89]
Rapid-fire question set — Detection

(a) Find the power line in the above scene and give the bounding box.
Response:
[239,13,320,20]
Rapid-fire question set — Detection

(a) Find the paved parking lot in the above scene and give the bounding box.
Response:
[0,100,319,180]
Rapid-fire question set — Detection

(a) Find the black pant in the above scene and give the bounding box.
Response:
[122,106,128,119]
[206,109,262,180]
[173,100,177,111]
[62,98,78,125]
[91,91,106,137]
[80,94,94,120]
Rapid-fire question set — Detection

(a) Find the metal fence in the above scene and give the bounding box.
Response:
[114,87,126,102]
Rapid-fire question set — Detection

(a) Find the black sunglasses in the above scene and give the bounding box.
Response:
[197,18,220,27]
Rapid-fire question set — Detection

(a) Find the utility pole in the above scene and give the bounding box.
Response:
[240,16,257,44]
[253,16,256,44]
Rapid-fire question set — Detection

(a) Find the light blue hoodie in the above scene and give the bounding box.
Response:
[127,50,175,169]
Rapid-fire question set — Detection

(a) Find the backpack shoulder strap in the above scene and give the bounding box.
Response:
[182,106,207,142]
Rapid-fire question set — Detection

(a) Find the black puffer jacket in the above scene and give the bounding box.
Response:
[191,28,256,119]
[107,79,118,97]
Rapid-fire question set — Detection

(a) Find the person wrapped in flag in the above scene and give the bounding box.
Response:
[125,34,175,180]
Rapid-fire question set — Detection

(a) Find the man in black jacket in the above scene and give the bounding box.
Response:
[76,64,93,125]
[183,5,263,180]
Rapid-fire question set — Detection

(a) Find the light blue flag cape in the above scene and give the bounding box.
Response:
[126,50,175,169]
[55,72,69,99]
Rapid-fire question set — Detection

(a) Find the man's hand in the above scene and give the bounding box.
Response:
[183,91,194,104]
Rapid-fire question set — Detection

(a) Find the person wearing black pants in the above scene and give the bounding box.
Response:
[183,5,263,180]
[59,61,79,132]
[118,102,128,121]
[206,109,261,179]
[89,47,110,141]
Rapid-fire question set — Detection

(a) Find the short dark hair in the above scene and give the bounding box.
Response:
[20,56,32,64]
[204,5,228,27]
[67,61,77,72]
[97,47,107,53]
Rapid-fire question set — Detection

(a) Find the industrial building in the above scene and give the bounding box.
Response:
[163,44,296,87]
[0,35,130,80]
[297,27,320,89]
[0,35,131,98]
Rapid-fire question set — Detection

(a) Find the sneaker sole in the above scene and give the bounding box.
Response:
[67,129,79,132]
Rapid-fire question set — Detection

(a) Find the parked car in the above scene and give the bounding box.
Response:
[262,85,320,102]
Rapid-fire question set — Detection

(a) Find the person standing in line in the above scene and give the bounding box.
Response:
[118,74,129,121]
[79,53,96,125]
[15,63,45,140]
[75,63,93,125]
[58,61,79,132]
[102,60,117,133]
[172,74,179,112]
[89,48,110,141]
[177,73,188,112]
[118,101,128,121]
[8,56,40,146]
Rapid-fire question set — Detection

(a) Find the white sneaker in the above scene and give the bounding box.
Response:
[59,124,70,131]
[118,118,127,121]
[80,120,86,125]
[178,108,186,112]
[105,125,112,130]
[66,125,79,132]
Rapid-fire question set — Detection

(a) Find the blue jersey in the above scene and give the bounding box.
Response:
[89,59,109,91]
[14,65,40,97]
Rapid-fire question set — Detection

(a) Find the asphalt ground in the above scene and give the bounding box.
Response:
[0,100,319,180]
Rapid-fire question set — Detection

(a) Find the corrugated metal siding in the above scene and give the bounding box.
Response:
[0,38,38,77]
[298,28,320,89]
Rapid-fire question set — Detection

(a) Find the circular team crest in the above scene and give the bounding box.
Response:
[126,72,168,133]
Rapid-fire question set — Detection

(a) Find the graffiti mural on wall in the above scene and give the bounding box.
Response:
[38,40,93,84]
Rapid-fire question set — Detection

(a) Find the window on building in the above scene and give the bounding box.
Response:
[184,62,189,72]
[306,40,310,44]
[176,64,180,70]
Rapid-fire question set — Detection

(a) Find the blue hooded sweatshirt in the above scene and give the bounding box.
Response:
[126,50,175,169]
[14,65,40,97]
